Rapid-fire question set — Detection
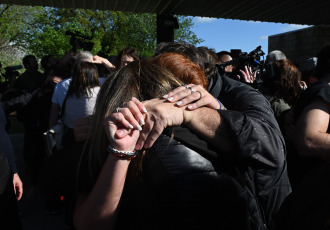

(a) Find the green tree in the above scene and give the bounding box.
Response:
[0,4,204,61]
[0,5,44,66]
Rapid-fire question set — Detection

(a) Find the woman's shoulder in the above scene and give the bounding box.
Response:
[271,98,291,117]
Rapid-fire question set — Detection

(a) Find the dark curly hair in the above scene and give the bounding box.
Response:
[266,59,302,106]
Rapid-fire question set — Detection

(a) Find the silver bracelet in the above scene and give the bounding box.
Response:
[107,145,137,159]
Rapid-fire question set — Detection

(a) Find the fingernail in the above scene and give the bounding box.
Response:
[139,118,145,126]
[188,105,193,110]
[128,123,134,129]
[117,130,124,136]
[142,107,147,113]
[136,124,142,131]
[176,101,183,106]
[168,97,174,101]
[163,94,168,98]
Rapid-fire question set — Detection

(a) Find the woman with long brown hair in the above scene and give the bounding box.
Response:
[73,59,183,227]
[62,61,100,146]
[259,59,303,147]
[260,59,303,119]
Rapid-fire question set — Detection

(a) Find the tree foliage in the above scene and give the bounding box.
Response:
[0,4,203,63]
[0,5,45,66]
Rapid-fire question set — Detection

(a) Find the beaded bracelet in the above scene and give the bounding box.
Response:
[107,145,138,160]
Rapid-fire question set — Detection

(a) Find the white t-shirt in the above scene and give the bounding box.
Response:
[52,77,107,107]
[63,87,100,129]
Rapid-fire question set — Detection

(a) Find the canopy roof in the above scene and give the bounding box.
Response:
[0,0,328,25]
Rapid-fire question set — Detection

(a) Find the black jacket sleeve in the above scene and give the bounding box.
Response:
[218,76,286,169]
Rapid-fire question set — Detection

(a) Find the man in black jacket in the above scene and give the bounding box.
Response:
[119,72,291,230]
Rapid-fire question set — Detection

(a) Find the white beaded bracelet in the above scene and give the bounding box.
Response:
[107,145,137,159]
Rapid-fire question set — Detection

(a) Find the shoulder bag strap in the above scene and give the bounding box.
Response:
[59,93,69,119]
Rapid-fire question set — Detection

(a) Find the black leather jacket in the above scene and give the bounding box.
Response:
[115,75,291,230]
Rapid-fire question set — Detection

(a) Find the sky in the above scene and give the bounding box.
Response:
[190,16,310,56]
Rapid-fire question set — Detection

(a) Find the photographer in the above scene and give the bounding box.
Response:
[218,46,265,88]
[216,51,234,74]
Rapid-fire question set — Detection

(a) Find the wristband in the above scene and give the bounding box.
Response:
[216,99,223,110]
[107,145,137,160]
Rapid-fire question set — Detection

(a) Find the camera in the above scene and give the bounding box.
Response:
[4,65,23,72]
[3,65,22,78]
[217,46,267,86]
[65,30,95,51]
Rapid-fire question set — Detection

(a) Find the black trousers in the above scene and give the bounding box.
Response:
[0,153,22,230]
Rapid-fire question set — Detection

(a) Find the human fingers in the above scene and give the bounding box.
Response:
[135,113,165,150]
[113,109,137,130]
[13,174,23,201]
[111,108,143,144]
[252,70,257,81]
[130,97,148,113]
[53,77,62,84]
[300,81,307,90]
[165,84,202,104]
[186,93,220,110]
[122,97,147,127]
[174,86,219,110]
[143,120,165,149]
[136,99,163,150]
[119,106,144,131]
[247,66,252,82]
[15,183,23,201]
[103,113,131,143]
[92,55,100,60]
[114,128,130,139]
[135,115,154,150]
[248,67,257,82]
[138,98,186,149]
[142,100,183,148]
[241,67,254,83]
[173,84,201,104]
[239,69,249,82]
[163,84,198,103]
[103,113,140,151]
[163,84,188,101]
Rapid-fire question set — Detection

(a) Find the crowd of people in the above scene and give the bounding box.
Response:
[0,41,329,230]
